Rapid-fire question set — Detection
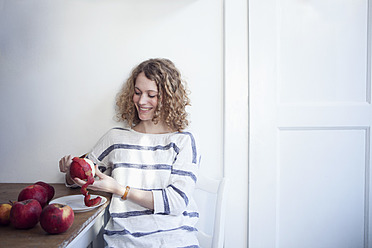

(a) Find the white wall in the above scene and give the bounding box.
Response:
[224,0,249,247]
[0,1,250,247]
[0,0,223,183]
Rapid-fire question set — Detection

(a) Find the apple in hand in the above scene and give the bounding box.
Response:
[18,184,48,208]
[0,203,12,225]
[10,199,42,229]
[40,203,74,234]
[70,157,96,180]
[34,181,55,202]
[70,157,102,207]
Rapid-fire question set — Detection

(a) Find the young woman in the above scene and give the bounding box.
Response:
[59,58,200,248]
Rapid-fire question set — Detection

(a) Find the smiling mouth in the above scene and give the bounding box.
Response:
[138,106,152,112]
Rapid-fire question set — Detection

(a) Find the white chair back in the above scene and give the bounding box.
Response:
[194,175,229,248]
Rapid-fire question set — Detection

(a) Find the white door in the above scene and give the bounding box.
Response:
[249,0,372,247]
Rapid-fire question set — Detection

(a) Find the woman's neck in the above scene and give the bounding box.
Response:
[133,121,174,134]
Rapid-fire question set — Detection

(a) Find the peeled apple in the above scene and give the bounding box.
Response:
[69,157,102,207]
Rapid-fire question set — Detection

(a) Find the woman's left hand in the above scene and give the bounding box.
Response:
[74,165,154,209]
[73,164,124,196]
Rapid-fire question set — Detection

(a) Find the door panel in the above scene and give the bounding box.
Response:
[249,0,372,247]
[278,0,368,104]
[278,128,366,248]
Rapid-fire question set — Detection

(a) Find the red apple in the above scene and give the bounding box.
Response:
[10,199,42,229]
[34,181,55,202]
[0,203,12,225]
[70,157,96,180]
[40,203,74,234]
[18,184,48,208]
[70,157,102,207]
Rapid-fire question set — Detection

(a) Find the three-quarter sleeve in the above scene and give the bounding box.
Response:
[153,132,199,215]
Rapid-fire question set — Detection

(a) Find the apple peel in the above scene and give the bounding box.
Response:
[70,157,102,207]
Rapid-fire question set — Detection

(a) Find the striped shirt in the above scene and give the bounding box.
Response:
[87,127,200,248]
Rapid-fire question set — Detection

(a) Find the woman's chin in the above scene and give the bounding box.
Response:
[138,116,153,122]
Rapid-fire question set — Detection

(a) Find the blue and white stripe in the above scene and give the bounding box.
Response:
[113,163,172,171]
[89,128,200,247]
[98,142,180,161]
[104,225,197,237]
[110,210,199,219]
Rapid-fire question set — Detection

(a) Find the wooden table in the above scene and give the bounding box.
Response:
[0,183,111,248]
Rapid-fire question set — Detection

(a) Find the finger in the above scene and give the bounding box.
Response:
[94,164,106,179]
[73,177,87,187]
[73,177,99,191]
[64,155,73,171]
[59,155,71,173]
[59,158,68,173]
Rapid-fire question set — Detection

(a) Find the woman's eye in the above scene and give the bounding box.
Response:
[148,95,157,98]
[134,91,141,95]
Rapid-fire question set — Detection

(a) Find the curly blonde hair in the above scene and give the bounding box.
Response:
[116,58,191,132]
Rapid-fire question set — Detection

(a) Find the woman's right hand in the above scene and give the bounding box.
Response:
[59,155,75,185]
[73,164,123,195]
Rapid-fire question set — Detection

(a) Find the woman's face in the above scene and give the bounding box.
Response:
[133,72,159,121]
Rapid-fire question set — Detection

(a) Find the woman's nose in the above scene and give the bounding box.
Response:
[139,94,147,104]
